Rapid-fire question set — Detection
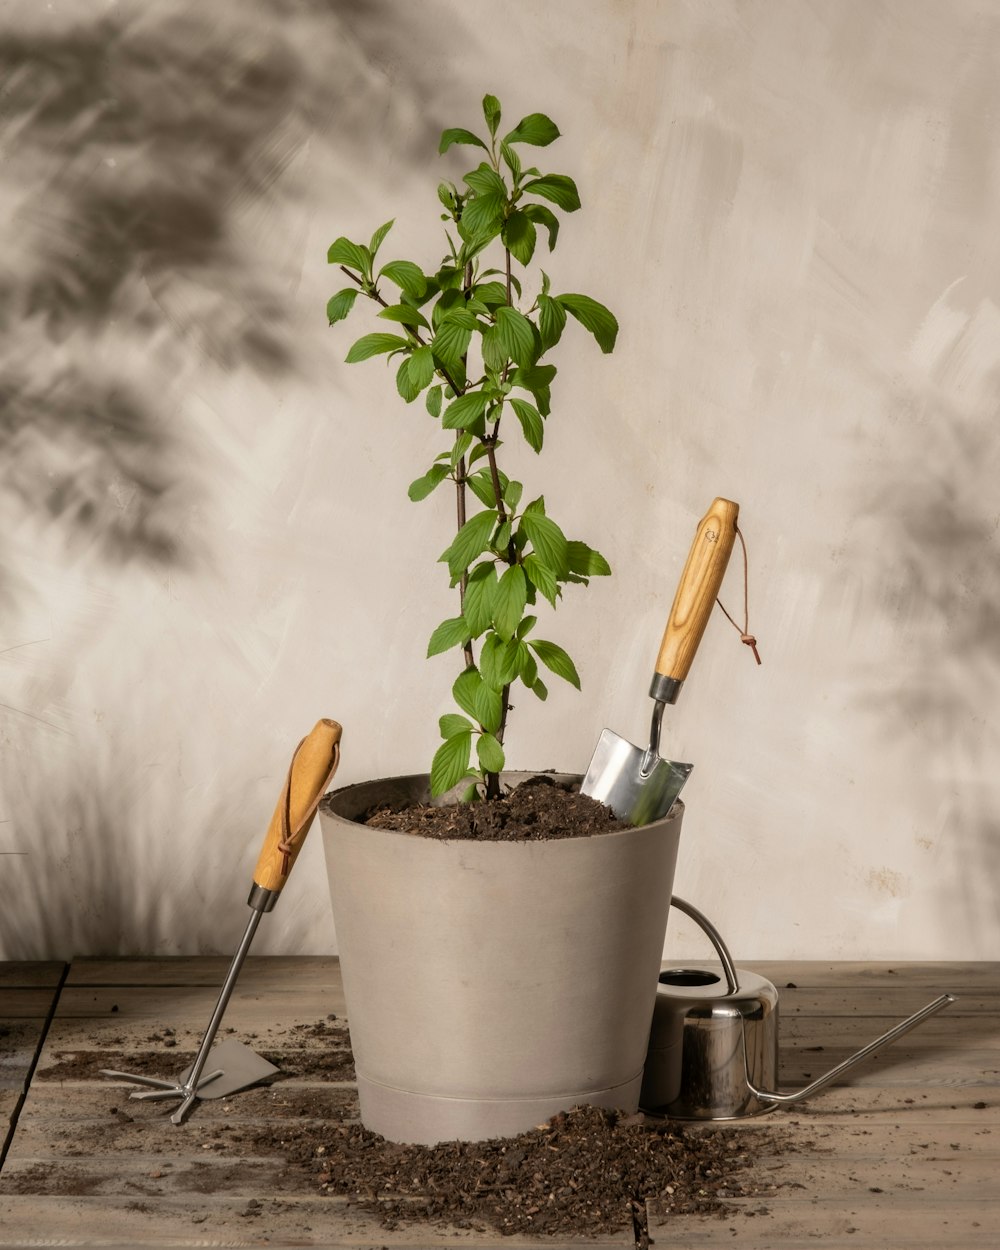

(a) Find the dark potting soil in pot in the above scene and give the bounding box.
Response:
[364,773,621,841]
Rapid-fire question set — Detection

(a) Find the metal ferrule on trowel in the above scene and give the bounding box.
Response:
[582,498,740,826]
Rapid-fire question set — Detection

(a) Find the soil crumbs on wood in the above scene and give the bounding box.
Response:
[365,774,621,841]
[249,1104,782,1240]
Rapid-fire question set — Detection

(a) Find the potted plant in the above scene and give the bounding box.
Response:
[319,95,683,1144]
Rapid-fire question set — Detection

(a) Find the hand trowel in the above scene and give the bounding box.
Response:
[582,498,739,825]
[101,718,342,1123]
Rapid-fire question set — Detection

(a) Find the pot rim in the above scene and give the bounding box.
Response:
[320,769,684,840]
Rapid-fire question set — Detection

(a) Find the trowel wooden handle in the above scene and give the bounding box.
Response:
[654,498,739,687]
[252,719,342,895]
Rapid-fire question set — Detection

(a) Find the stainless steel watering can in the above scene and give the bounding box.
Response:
[641,897,955,1120]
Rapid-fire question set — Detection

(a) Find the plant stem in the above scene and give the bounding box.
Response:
[455,445,474,669]
[483,247,518,772]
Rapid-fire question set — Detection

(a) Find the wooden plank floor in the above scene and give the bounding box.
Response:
[0,958,996,1248]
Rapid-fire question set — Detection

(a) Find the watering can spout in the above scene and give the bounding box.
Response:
[747,992,956,1107]
[642,899,958,1120]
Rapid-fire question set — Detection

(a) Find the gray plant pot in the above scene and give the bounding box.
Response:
[319,771,683,1144]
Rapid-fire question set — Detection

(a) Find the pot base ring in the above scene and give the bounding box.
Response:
[355,1069,644,1146]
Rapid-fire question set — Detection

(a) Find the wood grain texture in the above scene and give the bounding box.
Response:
[1,959,996,1247]
[0,963,65,990]
[251,719,342,895]
[654,497,739,683]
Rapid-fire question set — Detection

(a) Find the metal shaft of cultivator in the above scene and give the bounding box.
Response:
[128,904,268,1123]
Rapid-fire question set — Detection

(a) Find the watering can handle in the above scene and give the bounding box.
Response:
[669,896,741,995]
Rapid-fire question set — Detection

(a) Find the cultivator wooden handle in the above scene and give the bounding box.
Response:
[251,719,342,899]
[651,498,739,700]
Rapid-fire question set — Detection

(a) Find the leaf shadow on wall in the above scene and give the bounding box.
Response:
[0,0,456,956]
[0,0,439,592]
[856,381,1000,949]
[1,758,239,959]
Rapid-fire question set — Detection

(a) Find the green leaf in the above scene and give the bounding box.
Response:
[464,163,508,198]
[522,552,559,606]
[492,565,528,641]
[462,562,498,636]
[504,479,523,510]
[432,317,475,366]
[326,287,359,325]
[479,324,507,373]
[531,677,549,702]
[408,463,450,501]
[482,94,502,136]
[440,713,474,739]
[473,280,508,308]
[440,509,498,578]
[427,615,474,658]
[430,731,473,797]
[451,432,475,469]
[494,306,536,364]
[516,615,537,639]
[517,643,538,687]
[408,344,435,389]
[439,127,489,154]
[500,140,522,181]
[478,632,503,688]
[426,385,443,417]
[557,293,619,353]
[475,679,503,734]
[378,303,430,330]
[460,192,506,239]
[327,236,370,273]
[522,203,560,251]
[467,468,500,509]
[452,667,483,720]
[537,293,567,350]
[437,181,458,211]
[512,362,557,416]
[442,389,491,431]
[502,210,537,266]
[379,260,427,299]
[510,398,544,452]
[520,511,568,575]
[396,355,423,403]
[503,112,560,147]
[522,173,581,211]
[368,219,394,256]
[453,667,502,733]
[345,332,409,363]
[477,732,505,773]
[566,540,612,577]
[529,639,581,689]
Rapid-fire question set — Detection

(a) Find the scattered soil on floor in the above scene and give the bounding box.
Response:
[15,1013,786,1241]
[365,774,621,841]
[36,1016,355,1083]
[246,1103,781,1239]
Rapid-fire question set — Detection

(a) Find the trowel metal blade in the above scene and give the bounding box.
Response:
[177,1038,280,1100]
[581,729,693,827]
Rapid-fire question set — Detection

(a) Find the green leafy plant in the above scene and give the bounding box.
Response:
[328,94,617,800]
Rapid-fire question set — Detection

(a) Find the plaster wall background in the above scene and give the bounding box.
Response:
[1,0,997,961]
